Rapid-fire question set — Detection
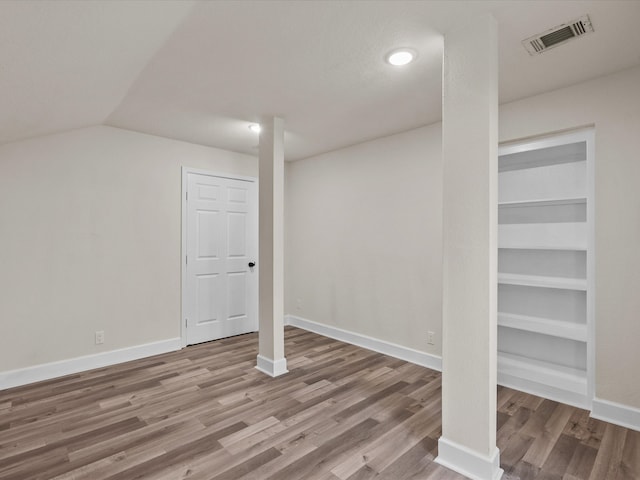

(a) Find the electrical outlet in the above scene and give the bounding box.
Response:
[427,331,435,345]
[95,330,105,345]
[296,299,302,310]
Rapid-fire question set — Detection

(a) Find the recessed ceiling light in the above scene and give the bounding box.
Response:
[385,48,417,66]
[248,124,261,133]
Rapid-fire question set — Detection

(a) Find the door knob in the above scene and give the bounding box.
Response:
[248,262,256,268]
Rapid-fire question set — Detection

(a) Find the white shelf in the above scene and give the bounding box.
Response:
[499,161,586,203]
[499,222,587,251]
[499,196,586,208]
[498,312,587,342]
[497,352,587,396]
[498,272,586,291]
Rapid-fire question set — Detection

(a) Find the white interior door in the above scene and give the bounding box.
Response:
[184,172,258,345]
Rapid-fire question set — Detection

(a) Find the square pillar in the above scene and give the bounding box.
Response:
[435,14,502,480]
[256,116,288,377]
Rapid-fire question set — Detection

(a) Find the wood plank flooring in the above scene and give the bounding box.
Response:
[0,327,638,479]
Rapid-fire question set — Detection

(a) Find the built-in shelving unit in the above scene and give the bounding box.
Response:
[497,130,593,409]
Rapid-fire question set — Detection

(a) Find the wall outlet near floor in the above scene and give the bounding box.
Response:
[427,331,435,345]
[296,299,302,310]
[95,330,105,345]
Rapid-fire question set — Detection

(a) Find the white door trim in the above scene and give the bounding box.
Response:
[181,167,258,347]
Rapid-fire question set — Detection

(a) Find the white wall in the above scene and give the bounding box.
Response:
[285,65,640,410]
[0,125,256,373]
[285,125,444,355]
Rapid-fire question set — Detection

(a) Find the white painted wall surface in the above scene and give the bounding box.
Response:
[285,65,640,411]
[0,125,256,373]
[285,125,443,356]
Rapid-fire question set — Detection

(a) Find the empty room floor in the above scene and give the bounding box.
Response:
[0,327,638,479]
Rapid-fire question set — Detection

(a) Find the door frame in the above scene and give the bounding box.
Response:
[181,167,258,348]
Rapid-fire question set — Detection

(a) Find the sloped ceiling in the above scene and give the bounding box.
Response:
[0,0,195,145]
[2,1,640,160]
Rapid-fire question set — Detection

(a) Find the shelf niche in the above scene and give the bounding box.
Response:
[497,130,593,409]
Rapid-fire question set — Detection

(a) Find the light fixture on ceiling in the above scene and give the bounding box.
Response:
[385,48,417,66]
[248,124,261,133]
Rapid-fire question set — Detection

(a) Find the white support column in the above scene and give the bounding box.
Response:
[256,116,288,377]
[435,14,502,480]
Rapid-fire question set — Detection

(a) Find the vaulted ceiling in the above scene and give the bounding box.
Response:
[2,1,639,160]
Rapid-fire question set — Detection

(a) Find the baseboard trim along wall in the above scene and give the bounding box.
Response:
[0,338,182,391]
[591,397,640,432]
[436,437,504,480]
[285,314,442,372]
[255,355,289,377]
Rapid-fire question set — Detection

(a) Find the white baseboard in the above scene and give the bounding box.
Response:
[591,397,640,432]
[436,437,504,480]
[255,355,288,377]
[0,338,182,391]
[285,314,442,372]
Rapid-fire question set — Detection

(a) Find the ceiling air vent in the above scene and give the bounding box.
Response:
[523,15,594,55]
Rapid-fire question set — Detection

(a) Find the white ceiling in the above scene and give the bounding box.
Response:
[2,1,639,160]
[0,1,194,145]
